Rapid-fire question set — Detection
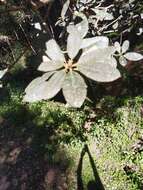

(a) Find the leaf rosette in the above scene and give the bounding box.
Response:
[24,28,121,107]
[114,40,143,66]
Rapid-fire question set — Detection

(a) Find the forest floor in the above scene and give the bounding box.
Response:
[0,69,143,190]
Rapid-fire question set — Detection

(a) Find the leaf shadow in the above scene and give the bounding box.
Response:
[77,144,105,190]
[0,103,75,190]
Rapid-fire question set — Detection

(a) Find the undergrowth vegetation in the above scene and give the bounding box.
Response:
[1,76,143,189]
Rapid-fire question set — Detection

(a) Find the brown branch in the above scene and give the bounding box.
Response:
[19,24,36,54]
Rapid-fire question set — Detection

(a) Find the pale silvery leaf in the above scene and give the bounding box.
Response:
[112,22,118,29]
[81,36,109,49]
[24,72,53,102]
[104,12,114,20]
[34,22,42,30]
[25,72,54,94]
[108,15,114,20]
[119,56,128,66]
[78,61,121,82]
[24,77,42,96]
[24,70,65,102]
[109,57,117,68]
[39,70,65,99]
[61,0,70,20]
[76,15,88,38]
[137,28,143,36]
[129,0,135,3]
[41,71,55,81]
[38,61,63,72]
[79,0,86,3]
[124,52,143,61]
[67,28,82,59]
[38,56,63,72]
[62,71,87,107]
[67,24,76,34]
[78,51,121,82]
[24,81,48,102]
[0,68,7,79]
[82,46,115,60]
[67,14,88,39]
[122,40,130,53]
[45,39,65,61]
[42,55,50,62]
[91,8,113,21]
[114,42,121,53]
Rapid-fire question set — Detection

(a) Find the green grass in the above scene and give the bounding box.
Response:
[0,73,143,189]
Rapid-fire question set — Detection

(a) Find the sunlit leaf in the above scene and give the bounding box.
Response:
[62,71,87,107]
[0,68,7,79]
[24,70,65,102]
[38,56,63,72]
[104,12,114,20]
[122,40,129,53]
[67,28,82,59]
[34,22,42,30]
[67,24,76,34]
[76,15,88,38]
[82,46,115,60]
[119,55,128,66]
[81,36,109,49]
[124,52,143,61]
[61,0,70,20]
[112,21,118,29]
[41,71,55,81]
[114,42,121,53]
[67,14,88,38]
[39,70,66,99]
[24,72,54,94]
[42,55,51,62]
[91,8,113,21]
[45,39,65,61]
[110,57,117,68]
[78,51,121,82]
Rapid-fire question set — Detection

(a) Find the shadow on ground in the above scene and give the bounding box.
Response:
[0,104,74,190]
[77,144,105,190]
